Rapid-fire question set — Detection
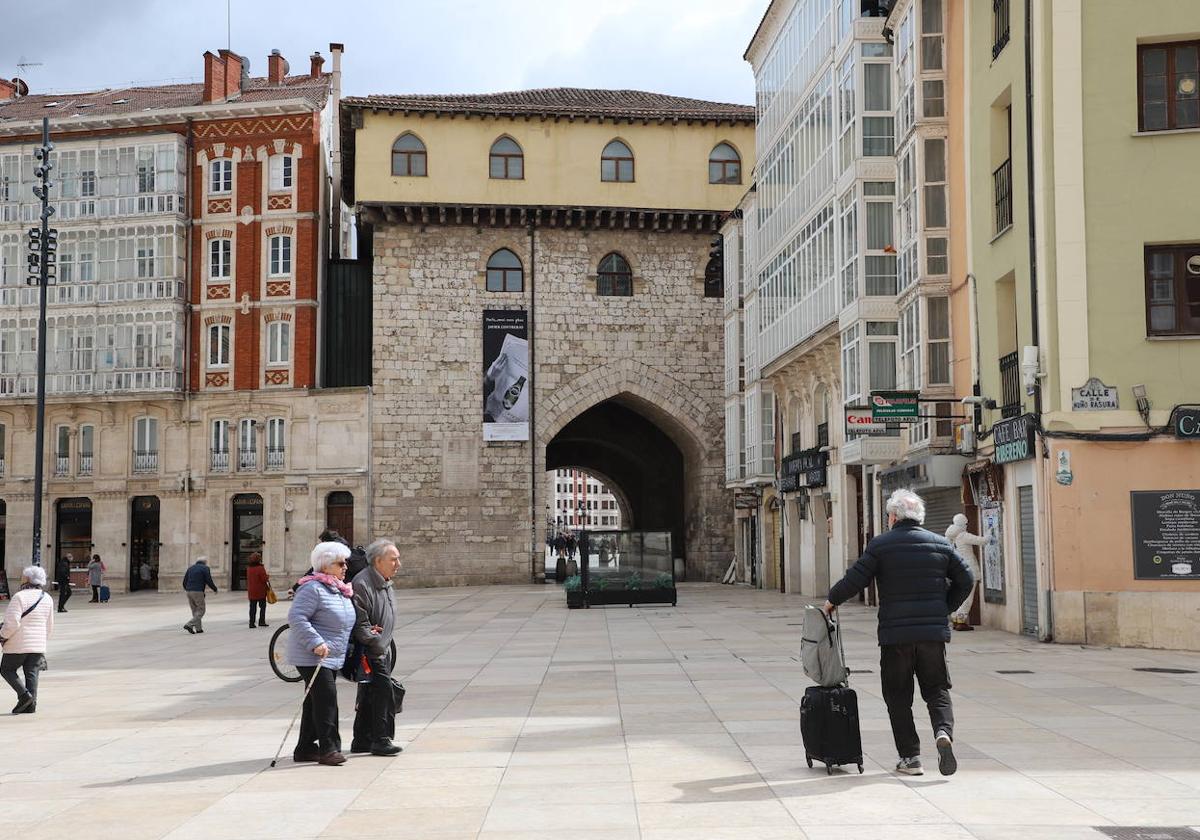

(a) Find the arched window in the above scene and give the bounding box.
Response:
[486,249,523,292]
[708,142,741,184]
[601,140,634,182]
[391,133,427,177]
[489,137,523,180]
[704,254,724,298]
[597,252,633,296]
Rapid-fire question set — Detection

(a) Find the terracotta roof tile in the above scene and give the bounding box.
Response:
[0,74,330,125]
[343,87,754,123]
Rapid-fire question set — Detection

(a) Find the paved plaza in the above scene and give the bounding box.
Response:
[3,584,1200,839]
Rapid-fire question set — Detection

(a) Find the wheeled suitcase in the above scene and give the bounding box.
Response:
[800,684,864,774]
[99,585,111,603]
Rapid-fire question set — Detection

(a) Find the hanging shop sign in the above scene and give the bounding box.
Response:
[1070,377,1119,411]
[845,407,898,437]
[992,413,1036,465]
[734,490,761,509]
[781,448,828,489]
[482,309,529,442]
[1131,490,1200,580]
[1172,406,1200,440]
[981,504,1006,603]
[870,390,920,421]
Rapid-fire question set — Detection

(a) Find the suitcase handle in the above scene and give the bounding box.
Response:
[819,607,850,687]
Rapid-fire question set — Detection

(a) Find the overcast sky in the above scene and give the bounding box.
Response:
[0,0,762,104]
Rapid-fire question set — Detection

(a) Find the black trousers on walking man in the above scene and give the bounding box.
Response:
[352,652,398,748]
[56,580,71,612]
[880,641,954,759]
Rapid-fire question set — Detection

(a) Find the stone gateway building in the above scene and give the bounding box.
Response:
[341,89,755,584]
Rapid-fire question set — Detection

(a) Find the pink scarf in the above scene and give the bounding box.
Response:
[297,573,353,598]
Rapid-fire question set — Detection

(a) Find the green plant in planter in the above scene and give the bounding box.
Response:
[593,576,610,591]
[653,573,674,590]
[563,575,582,592]
[625,573,643,591]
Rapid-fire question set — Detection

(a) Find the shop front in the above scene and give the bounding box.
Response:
[779,447,830,597]
[130,496,161,591]
[231,493,264,591]
[55,497,93,592]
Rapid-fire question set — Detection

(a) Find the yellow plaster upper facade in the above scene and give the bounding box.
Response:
[350,110,755,211]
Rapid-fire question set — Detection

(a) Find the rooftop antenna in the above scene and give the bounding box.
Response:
[17,58,43,78]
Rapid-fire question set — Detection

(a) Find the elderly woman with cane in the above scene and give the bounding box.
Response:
[286,541,356,766]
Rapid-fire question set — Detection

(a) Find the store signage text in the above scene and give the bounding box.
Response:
[845,407,899,437]
[1070,377,1119,411]
[870,390,920,421]
[1173,406,1200,440]
[781,448,828,489]
[992,413,1036,465]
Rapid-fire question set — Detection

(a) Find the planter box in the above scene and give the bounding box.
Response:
[565,590,586,609]
[585,587,676,607]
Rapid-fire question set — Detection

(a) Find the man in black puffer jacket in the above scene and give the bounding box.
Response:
[823,488,974,778]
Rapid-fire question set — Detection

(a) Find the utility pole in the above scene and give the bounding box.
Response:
[27,117,56,566]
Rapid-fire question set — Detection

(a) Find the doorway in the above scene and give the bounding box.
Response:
[231,493,264,591]
[130,496,160,591]
[55,497,93,591]
[326,491,354,547]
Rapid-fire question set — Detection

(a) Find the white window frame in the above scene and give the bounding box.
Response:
[134,416,158,454]
[266,320,290,366]
[209,159,232,195]
[211,419,230,453]
[208,324,230,368]
[925,295,951,386]
[268,155,293,191]
[269,235,292,277]
[209,238,231,280]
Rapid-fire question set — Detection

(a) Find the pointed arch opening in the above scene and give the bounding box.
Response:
[489,136,524,180]
[391,133,427,177]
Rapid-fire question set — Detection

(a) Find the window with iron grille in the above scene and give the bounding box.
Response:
[993,0,1011,60]
[597,252,633,296]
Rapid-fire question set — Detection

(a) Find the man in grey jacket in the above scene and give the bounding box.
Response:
[350,539,402,756]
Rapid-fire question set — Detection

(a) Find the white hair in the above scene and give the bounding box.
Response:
[23,566,47,587]
[366,538,397,564]
[310,540,351,573]
[886,488,926,525]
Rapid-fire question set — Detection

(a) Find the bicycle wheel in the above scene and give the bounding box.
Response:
[269,624,302,683]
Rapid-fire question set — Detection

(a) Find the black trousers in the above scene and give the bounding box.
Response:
[57,582,71,611]
[90,585,100,601]
[352,653,397,746]
[880,641,954,759]
[248,599,266,625]
[295,665,341,756]
[1,653,44,702]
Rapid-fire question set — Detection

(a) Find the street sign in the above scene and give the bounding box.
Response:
[870,390,919,421]
[992,413,1035,464]
[1070,377,1119,411]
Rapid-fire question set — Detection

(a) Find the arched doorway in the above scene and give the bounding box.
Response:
[231,494,263,591]
[129,496,160,591]
[326,491,355,547]
[546,398,686,571]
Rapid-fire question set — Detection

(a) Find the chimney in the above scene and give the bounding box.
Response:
[309,51,325,79]
[268,49,290,85]
[202,51,226,103]
[218,49,244,99]
[0,78,17,102]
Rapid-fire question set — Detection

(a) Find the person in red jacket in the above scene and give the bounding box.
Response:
[246,553,271,629]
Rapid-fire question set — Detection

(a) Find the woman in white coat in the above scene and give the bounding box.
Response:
[0,566,54,713]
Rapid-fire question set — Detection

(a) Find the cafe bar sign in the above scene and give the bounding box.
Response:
[992,413,1036,464]
[1173,406,1200,440]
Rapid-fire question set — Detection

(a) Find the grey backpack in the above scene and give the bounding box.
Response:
[800,605,850,688]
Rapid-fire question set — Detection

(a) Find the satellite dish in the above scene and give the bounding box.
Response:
[13,78,29,97]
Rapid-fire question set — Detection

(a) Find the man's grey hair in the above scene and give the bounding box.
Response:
[310,540,351,573]
[366,538,398,564]
[886,488,926,525]
[22,565,46,587]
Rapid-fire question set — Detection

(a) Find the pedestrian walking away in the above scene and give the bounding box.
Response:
[0,566,54,714]
[138,559,153,591]
[182,557,218,634]
[246,553,270,629]
[823,488,974,777]
[55,554,72,613]
[287,541,357,766]
[350,538,403,757]
[87,554,106,603]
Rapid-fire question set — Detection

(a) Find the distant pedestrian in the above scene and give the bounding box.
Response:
[246,553,270,629]
[0,566,54,714]
[288,541,356,766]
[823,488,974,777]
[139,560,153,589]
[350,539,403,757]
[55,554,72,613]
[346,545,368,582]
[182,557,218,634]
[86,554,105,602]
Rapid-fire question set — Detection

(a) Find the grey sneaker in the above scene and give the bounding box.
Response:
[895,756,924,776]
[935,730,957,776]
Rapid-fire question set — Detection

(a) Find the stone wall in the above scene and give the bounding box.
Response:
[371,222,733,585]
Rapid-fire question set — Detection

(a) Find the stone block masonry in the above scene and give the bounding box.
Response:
[371,222,733,586]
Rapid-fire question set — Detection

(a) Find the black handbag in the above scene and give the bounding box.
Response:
[340,639,369,682]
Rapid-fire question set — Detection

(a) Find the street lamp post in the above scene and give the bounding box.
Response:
[27,117,56,567]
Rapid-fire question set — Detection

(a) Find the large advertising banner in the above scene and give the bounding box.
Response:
[482,309,529,442]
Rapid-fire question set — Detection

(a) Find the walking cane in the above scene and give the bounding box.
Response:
[269,659,326,768]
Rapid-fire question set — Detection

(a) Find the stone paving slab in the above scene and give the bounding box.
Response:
[2,583,1199,839]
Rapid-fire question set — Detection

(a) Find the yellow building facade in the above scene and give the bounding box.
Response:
[966,0,1200,648]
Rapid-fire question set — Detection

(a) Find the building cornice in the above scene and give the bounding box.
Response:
[358,201,726,234]
[0,99,318,140]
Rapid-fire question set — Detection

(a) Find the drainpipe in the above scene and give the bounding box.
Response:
[184,117,195,580]
[528,218,538,581]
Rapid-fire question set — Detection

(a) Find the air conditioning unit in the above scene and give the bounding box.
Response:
[955,423,976,454]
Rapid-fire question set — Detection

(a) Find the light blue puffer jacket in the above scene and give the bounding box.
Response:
[287,579,356,669]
